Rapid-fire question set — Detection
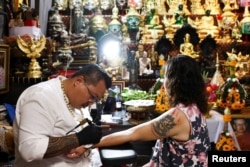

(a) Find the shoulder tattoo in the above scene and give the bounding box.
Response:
[152,114,176,137]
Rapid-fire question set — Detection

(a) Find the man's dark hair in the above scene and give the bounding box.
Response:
[71,64,112,89]
[164,55,208,114]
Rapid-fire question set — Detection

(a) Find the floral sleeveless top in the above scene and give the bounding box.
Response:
[149,104,211,167]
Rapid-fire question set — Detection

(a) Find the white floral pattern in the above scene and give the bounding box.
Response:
[149,104,211,167]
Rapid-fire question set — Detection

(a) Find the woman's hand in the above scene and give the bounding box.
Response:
[65,145,88,159]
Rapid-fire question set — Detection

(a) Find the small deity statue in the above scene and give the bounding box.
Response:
[135,44,147,59]
[180,33,199,59]
[53,35,74,70]
[116,0,128,11]
[47,4,66,41]
[83,0,99,11]
[128,0,143,10]
[190,0,205,15]
[121,24,130,43]
[196,10,220,39]
[126,4,141,30]
[84,44,97,65]
[166,0,190,15]
[172,4,188,28]
[89,15,108,39]
[72,0,90,35]
[162,15,175,40]
[146,0,155,13]
[99,57,120,81]
[125,4,141,41]
[108,3,122,38]
[226,49,249,77]
[139,49,154,76]
[109,20,122,37]
[221,0,236,29]
[231,20,242,42]
[143,8,164,43]
[146,9,163,29]
[100,0,113,11]
[149,45,158,67]
[155,0,167,15]
[52,0,68,10]
[203,0,222,15]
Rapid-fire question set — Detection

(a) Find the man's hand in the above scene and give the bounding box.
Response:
[76,124,102,145]
[66,146,87,159]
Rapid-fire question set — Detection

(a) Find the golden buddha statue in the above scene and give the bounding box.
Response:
[180,33,199,59]
[155,0,167,15]
[203,0,222,15]
[190,0,205,15]
[166,0,190,15]
[196,10,220,40]
[162,15,175,41]
[146,8,163,29]
[142,8,164,43]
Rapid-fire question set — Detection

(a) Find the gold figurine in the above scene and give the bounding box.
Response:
[17,35,46,78]
[180,33,199,59]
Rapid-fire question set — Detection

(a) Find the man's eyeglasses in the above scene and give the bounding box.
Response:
[85,83,102,103]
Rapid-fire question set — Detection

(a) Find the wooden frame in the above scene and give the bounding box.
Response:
[0,44,10,94]
[231,116,250,150]
[111,80,125,93]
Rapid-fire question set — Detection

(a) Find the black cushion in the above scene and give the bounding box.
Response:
[99,143,137,166]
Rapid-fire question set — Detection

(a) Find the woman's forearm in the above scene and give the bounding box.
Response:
[95,130,132,148]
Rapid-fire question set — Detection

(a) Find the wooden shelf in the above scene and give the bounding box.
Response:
[231,107,250,118]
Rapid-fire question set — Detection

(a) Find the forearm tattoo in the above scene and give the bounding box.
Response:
[43,134,79,158]
[153,114,176,137]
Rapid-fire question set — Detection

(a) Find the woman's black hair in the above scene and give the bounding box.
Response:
[165,55,208,114]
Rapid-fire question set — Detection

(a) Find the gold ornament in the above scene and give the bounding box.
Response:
[17,35,46,78]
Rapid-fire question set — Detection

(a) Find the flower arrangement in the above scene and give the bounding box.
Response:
[150,78,170,113]
[216,107,238,151]
[215,131,237,151]
[155,87,170,113]
[217,77,247,110]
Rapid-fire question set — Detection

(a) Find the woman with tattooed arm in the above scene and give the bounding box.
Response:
[94,55,211,166]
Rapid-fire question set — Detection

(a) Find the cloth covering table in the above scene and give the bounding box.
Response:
[206,110,241,150]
